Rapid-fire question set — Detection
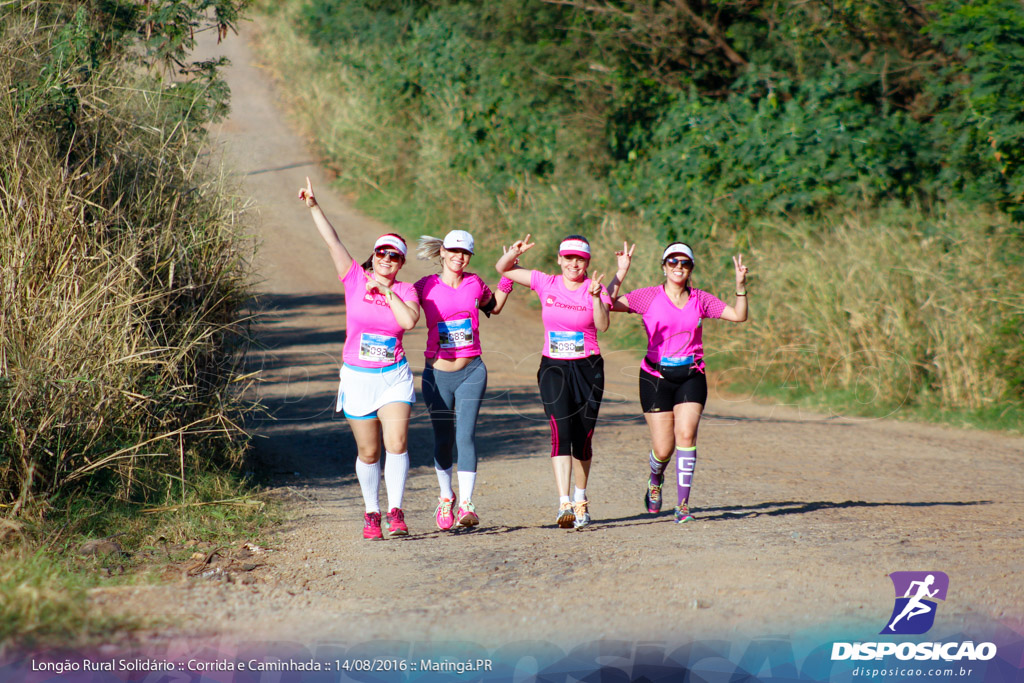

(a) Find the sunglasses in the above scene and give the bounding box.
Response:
[374,248,404,261]
[665,257,694,268]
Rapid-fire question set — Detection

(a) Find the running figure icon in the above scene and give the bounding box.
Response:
[888,574,938,631]
[881,571,949,635]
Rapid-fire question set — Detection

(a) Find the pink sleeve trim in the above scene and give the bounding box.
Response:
[413,276,428,299]
[625,287,656,314]
[696,289,726,319]
[477,274,495,302]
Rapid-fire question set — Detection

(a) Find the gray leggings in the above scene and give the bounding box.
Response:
[421,356,488,473]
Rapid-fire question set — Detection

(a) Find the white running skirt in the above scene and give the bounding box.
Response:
[336,359,415,419]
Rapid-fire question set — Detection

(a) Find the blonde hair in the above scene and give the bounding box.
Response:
[417,235,444,261]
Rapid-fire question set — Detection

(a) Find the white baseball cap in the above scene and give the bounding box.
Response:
[661,242,694,263]
[442,229,474,254]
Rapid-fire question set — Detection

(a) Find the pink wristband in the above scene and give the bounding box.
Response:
[498,277,514,293]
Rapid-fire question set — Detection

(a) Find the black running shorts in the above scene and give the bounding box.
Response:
[638,367,707,413]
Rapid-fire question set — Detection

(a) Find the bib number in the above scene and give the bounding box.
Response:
[358,333,398,363]
[438,318,473,349]
[548,331,585,358]
[659,354,694,367]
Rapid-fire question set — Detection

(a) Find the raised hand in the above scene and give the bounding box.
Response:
[509,233,536,258]
[502,244,519,266]
[298,176,317,208]
[615,241,636,274]
[733,254,749,289]
[588,273,606,297]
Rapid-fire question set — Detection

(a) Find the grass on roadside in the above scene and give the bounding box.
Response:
[0,472,277,648]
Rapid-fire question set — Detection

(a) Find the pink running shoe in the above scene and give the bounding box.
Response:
[435,497,455,530]
[674,503,695,524]
[645,473,664,515]
[363,511,383,540]
[386,507,409,537]
[456,500,479,527]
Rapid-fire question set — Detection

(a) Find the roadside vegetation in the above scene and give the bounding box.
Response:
[0,0,272,645]
[251,0,1024,432]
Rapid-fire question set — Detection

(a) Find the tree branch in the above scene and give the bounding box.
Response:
[672,0,748,67]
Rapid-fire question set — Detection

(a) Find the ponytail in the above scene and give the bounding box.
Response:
[417,235,444,261]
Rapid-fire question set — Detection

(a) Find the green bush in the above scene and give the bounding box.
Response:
[291,0,1024,241]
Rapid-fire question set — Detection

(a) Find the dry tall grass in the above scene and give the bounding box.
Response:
[711,208,1024,412]
[0,9,254,508]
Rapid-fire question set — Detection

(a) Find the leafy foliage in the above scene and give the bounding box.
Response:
[297,0,1024,239]
[264,0,1024,418]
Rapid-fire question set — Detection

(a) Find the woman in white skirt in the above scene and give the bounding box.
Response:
[298,178,420,539]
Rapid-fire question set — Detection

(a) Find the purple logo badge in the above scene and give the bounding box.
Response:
[881,571,949,635]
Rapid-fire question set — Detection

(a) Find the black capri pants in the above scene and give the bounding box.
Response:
[537,355,604,460]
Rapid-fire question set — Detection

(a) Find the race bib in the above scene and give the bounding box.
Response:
[438,318,473,349]
[358,333,398,363]
[659,354,695,367]
[548,331,585,358]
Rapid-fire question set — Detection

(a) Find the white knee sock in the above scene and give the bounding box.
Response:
[436,466,454,500]
[384,451,410,510]
[457,470,477,503]
[355,459,381,513]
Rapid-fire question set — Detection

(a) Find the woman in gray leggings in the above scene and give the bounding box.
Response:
[414,230,513,529]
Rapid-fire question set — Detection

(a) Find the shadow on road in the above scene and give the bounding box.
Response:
[698,498,992,521]
[572,499,993,531]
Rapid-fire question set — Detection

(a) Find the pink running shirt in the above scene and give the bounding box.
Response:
[340,260,419,368]
[414,273,493,359]
[530,270,612,360]
[624,286,726,376]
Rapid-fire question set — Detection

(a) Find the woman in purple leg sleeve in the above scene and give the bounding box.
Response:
[611,242,749,522]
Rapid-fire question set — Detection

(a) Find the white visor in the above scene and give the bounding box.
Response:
[374,235,407,256]
[661,243,694,262]
[558,238,591,259]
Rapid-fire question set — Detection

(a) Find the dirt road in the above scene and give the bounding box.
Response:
[89,24,1024,653]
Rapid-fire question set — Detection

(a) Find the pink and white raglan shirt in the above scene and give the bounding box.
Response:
[624,286,727,376]
[414,273,493,360]
[340,261,419,368]
[530,271,612,360]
